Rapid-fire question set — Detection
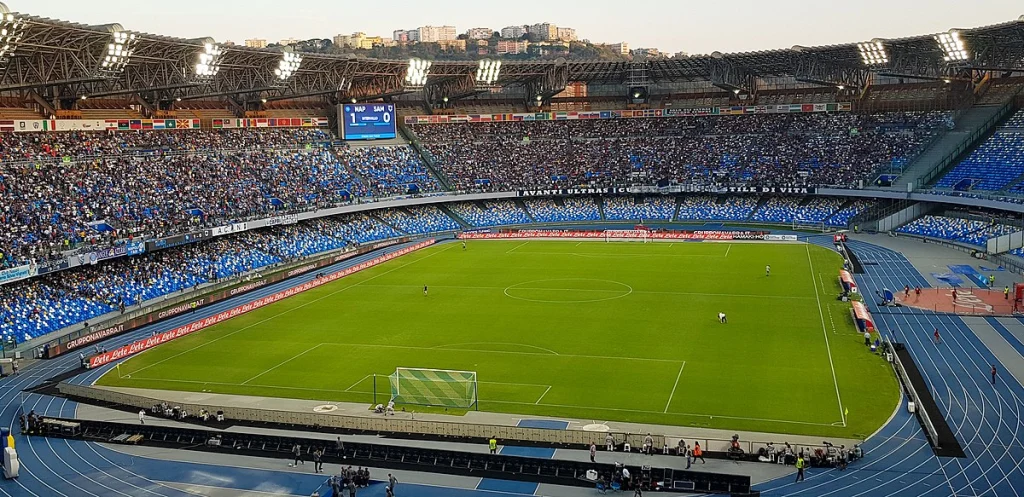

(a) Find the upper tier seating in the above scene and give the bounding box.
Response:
[935,110,1024,192]
[412,112,951,193]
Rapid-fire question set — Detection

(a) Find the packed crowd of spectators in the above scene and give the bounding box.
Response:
[449,201,531,227]
[0,128,333,162]
[340,146,439,197]
[411,112,950,193]
[0,129,445,269]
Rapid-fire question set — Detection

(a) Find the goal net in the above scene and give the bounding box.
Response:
[603,230,650,243]
[792,221,828,233]
[389,367,479,409]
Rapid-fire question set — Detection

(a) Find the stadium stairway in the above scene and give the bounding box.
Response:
[438,203,473,229]
[896,102,1015,191]
[516,199,537,223]
[399,124,454,191]
[370,212,407,235]
[755,235,1024,496]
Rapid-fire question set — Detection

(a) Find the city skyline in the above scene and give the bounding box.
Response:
[17,0,1024,55]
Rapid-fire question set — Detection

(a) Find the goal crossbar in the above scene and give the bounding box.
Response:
[389,367,479,409]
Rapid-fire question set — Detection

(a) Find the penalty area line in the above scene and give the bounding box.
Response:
[535,386,552,405]
[664,361,686,413]
[506,241,529,254]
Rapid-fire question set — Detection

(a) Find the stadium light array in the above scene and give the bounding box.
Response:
[0,12,25,62]
[935,30,968,62]
[405,58,432,87]
[857,40,888,66]
[195,42,224,79]
[274,51,302,80]
[101,30,138,74]
[476,59,501,86]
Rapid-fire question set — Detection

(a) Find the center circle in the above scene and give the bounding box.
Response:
[503,278,633,304]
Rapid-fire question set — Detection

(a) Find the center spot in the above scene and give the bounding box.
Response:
[503,278,633,303]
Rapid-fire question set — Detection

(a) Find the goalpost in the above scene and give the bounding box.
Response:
[603,230,651,243]
[388,367,479,410]
[792,221,828,233]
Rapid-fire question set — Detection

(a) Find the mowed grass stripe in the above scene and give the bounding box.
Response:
[100,240,899,438]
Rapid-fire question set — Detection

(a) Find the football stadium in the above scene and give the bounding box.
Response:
[0,2,1023,496]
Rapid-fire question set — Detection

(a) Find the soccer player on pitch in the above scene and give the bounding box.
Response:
[423,285,428,296]
[766,265,771,277]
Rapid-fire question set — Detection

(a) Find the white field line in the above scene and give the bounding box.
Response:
[129,244,456,376]
[535,386,552,405]
[725,244,732,257]
[505,241,529,253]
[806,243,847,426]
[241,343,322,385]
[664,361,687,413]
[360,283,815,301]
[344,374,373,392]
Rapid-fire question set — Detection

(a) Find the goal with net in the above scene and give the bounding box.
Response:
[603,229,650,243]
[388,367,479,409]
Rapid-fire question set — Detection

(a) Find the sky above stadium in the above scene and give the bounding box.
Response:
[17,0,1024,54]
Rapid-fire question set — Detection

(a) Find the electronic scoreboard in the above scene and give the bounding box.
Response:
[339,103,397,140]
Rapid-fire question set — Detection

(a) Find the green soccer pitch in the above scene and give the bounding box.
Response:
[98,239,899,438]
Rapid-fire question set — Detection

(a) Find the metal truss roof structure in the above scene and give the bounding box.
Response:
[0,3,1020,107]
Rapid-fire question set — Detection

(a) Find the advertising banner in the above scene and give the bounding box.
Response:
[33,259,70,276]
[458,229,788,241]
[406,103,852,125]
[0,265,33,286]
[86,239,434,368]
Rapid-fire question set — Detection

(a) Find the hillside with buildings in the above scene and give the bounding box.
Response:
[238,22,672,61]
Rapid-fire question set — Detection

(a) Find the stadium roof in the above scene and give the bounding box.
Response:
[0,3,1021,104]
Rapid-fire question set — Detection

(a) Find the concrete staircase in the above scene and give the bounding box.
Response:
[896,102,1016,191]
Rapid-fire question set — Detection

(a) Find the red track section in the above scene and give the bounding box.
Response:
[897,288,1017,316]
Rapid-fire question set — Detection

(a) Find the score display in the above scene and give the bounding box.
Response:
[340,103,397,140]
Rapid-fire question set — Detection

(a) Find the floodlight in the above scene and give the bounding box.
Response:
[475,59,501,86]
[99,29,140,75]
[405,57,432,87]
[935,30,968,62]
[857,40,888,66]
[195,42,224,79]
[275,50,302,80]
[0,9,24,62]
